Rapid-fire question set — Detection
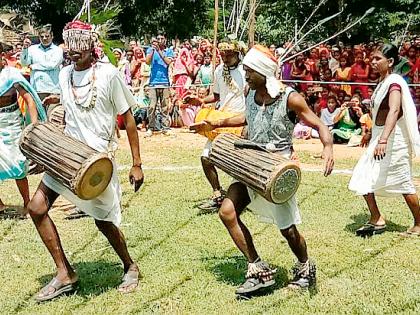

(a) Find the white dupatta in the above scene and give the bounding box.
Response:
[371,73,420,156]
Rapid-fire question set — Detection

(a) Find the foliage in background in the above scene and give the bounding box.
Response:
[0,0,418,45]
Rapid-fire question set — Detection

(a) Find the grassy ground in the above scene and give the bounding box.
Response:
[0,134,419,314]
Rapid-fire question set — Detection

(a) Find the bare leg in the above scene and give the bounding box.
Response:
[363,193,386,225]
[402,194,420,233]
[15,177,30,214]
[95,220,139,293]
[28,182,78,290]
[280,225,308,263]
[201,156,221,193]
[218,182,258,262]
[0,198,5,211]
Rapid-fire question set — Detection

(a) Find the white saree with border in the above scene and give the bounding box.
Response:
[348,74,420,196]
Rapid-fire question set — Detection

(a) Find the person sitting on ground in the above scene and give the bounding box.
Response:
[331,94,362,143]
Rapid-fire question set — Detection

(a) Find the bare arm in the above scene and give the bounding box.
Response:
[288,92,334,176]
[212,113,246,127]
[122,109,144,192]
[15,84,38,123]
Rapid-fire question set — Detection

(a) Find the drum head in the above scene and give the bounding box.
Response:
[269,163,301,204]
[74,155,113,200]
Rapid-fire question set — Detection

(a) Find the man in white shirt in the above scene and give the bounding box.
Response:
[28,21,144,302]
[20,25,63,103]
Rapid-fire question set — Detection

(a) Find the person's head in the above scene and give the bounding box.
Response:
[15,43,22,52]
[183,39,191,50]
[203,53,211,65]
[198,87,208,99]
[157,32,166,48]
[332,49,340,60]
[337,90,346,103]
[63,21,96,68]
[408,45,417,59]
[339,56,348,68]
[354,51,364,64]
[371,43,399,77]
[269,44,276,54]
[143,84,150,98]
[113,48,123,61]
[126,49,134,62]
[191,46,198,56]
[367,86,374,98]
[218,38,246,67]
[320,56,329,67]
[350,94,361,107]
[327,95,338,111]
[129,40,137,49]
[243,45,279,95]
[323,68,332,80]
[38,25,53,47]
[195,53,203,65]
[321,86,329,98]
[310,48,318,59]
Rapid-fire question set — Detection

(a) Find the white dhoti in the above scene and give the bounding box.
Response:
[42,160,122,226]
[349,121,416,196]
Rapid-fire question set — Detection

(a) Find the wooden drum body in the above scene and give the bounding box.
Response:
[209,134,301,204]
[48,105,65,129]
[194,108,243,140]
[20,123,113,200]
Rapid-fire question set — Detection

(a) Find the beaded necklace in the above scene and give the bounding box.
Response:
[69,64,97,110]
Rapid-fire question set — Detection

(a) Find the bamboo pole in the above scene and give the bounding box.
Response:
[212,0,219,82]
[248,0,256,47]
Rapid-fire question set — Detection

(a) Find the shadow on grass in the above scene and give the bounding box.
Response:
[0,205,26,220]
[36,260,122,298]
[345,213,407,233]
[202,255,289,293]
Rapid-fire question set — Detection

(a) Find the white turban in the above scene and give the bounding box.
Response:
[243,45,281,98]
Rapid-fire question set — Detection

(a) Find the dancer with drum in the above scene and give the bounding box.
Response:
[27,21,144,302]
[188,38,247,212]
[0,48,47,215]
[196,45,334,296]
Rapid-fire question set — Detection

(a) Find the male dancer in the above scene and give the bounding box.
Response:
[28,21,144,302]
[191,39,247,212]
[197,45,334,295]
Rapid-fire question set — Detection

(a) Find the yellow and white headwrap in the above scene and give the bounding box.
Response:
[243,45,283,98]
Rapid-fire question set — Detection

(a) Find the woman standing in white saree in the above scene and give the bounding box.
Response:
[349,44,420,237]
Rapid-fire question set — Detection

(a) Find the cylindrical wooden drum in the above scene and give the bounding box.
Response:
[48,105,65,129]
[20,123,113,200]
[193,108,243,140]
[209,134,301,204]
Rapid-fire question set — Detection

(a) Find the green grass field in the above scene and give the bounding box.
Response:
[0,136,419,314]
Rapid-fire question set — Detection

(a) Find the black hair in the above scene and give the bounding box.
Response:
[378,44,400,67]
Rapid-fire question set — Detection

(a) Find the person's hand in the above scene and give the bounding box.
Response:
[43,94,60,106]
[183,95,203,107]
[322,145,334,176]
[374,142,387,160]
[360,133,371,147]
[129,166,144,192]
[189,120,217,133]
[23,38,31,49]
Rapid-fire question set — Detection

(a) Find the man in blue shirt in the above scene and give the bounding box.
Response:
[20,25,63,103]
[145,33,174,136]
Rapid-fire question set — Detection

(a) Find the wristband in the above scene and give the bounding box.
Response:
[378,139,387,144]
[132,163,142,168]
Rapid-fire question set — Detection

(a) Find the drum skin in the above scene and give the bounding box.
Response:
[209,133,301,204]
[19,123,113,200]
